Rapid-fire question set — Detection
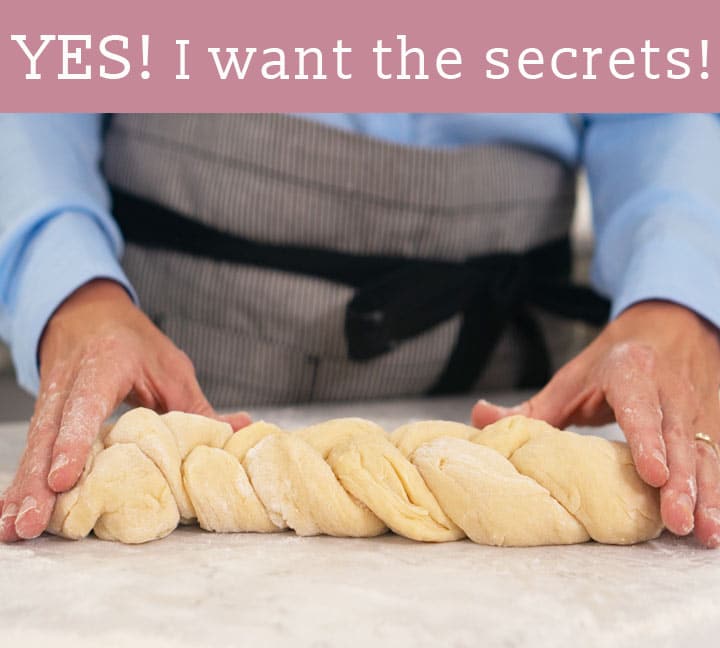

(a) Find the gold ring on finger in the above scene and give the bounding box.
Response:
[694,432,720,459]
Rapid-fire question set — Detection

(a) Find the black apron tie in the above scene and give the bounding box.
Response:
[111,187,610,394]
[346,241,609,393]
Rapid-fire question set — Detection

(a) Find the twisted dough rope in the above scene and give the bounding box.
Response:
[47,409,663,546]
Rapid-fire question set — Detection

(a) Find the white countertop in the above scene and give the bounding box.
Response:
[1,395,719,648]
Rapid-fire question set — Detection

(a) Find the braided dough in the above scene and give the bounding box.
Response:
[47,409,663,546]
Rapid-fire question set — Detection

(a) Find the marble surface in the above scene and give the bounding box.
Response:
[1,395,719,648]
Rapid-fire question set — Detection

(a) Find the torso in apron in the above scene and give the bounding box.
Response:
[102,114,593,408]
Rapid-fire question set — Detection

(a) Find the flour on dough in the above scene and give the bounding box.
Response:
[47,411,663,546]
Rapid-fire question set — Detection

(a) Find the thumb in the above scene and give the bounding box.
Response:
[471,399,524,428]
[167,382,251,430]
[157,355,221,420]
[152,358,253,431]
[472,366,580,430]
[218,411,253,431]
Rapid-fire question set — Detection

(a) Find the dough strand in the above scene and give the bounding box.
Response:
[47,410,663,546]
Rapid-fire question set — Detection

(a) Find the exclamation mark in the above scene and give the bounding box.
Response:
[700,39,709,80]
[141,34,150,80]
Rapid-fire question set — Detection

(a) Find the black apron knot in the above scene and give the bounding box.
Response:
[344,239,610,394]
[111,187,609,397]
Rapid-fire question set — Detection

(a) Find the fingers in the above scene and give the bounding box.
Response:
[153,350,255,431]
[1,376,71,542]
[604,352,669,488]
[658,393,697,536]
[162,363,252,430]
[48,356,130,493]
[602,344,695,533]
[2,289,235,543]
[471,399,519,428]
[14,492,57,540]
[154,351,216,417]
[472,363,582,429]
[219,411,253,430]
[0,503,19,543]
[694,439,720,548]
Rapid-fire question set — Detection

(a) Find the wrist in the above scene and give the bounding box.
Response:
[618,300,715,329]
[609,300,720,350]
[59,278,133,310]
[39,279,134,368]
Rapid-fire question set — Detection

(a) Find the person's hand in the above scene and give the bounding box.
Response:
[472,300,720,549]
[0,279,251,542]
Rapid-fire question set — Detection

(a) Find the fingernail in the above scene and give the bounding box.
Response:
[476,398,524,413]
[676,493,695,533]
[703,507,720,525]
[651,448,667,467]
[0,503,18,526]
[677,493,694,512]
[49,453,69,478]
[708,534,720,549]
[16,496,38,521]
[652,449,670,480]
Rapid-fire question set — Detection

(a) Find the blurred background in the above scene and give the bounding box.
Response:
[0,343,34,421]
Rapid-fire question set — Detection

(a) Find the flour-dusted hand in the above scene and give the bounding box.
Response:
[0,279,251,542]
[472,300,720,549]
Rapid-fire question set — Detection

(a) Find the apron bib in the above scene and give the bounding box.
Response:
[102,114,605,407]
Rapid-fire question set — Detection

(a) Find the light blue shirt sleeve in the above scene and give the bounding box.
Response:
[583,113,720,327]
[0,114,136,394]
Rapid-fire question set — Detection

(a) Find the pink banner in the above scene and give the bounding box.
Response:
[0,0,717,112]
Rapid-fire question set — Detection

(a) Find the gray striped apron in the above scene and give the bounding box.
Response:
[101,114,605,408]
